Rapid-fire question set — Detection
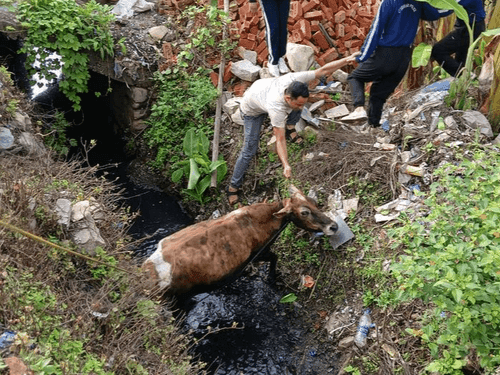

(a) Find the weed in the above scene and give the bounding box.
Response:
[17,0,115,111]
[144,70,218,169]
[389,145,500,373]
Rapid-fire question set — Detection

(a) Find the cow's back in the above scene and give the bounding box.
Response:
[143,202,283,293]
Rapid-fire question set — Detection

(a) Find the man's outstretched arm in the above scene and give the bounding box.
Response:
[314,51,361,79]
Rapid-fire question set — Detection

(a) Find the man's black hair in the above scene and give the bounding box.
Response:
[285,81,309,99]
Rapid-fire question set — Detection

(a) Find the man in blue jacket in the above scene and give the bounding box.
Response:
[343,0,451,129]
[431,0,486,77]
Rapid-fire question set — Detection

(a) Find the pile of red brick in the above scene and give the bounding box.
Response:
[223,0,378,66]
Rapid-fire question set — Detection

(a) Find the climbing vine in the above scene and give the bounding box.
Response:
[17,0,116,111]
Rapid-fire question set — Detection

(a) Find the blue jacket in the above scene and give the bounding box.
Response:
[357,0,450,62]
[455,0,486,27]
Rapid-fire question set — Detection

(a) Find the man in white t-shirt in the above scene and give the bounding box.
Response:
[227,51,360,205]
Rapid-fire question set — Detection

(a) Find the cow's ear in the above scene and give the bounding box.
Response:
[274,198,292,218]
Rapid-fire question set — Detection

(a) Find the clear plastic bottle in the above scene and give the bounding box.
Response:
[354,309,374,348]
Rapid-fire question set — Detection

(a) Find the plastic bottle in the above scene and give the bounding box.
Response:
[354,309,374,348]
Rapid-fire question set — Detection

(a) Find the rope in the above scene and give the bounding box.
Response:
[0,219,133,275]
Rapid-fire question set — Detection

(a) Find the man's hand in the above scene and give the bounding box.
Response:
[283,164,292,179]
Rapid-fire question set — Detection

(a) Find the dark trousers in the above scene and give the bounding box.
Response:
[260,0,290,65]
[347,46,412,126]
[431,21,486,77]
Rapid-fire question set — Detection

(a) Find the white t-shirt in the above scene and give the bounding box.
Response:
[239,71,315,128]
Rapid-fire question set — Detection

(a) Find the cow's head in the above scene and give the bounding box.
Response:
[274,185,338,236]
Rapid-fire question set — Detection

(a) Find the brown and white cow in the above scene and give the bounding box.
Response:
[142,185,337,294]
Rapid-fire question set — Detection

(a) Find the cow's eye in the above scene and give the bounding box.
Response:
[300,208,310,216]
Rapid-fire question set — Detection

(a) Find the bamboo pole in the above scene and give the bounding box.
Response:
[211,0,230,187]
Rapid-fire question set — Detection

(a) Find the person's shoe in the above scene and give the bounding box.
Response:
[226,185,241,206]
[268,63,280,77]
[341,107,367,121]
[278,57,290,74]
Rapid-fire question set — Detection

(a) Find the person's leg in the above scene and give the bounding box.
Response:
[347,57,380,109]
[276,0,290,61]
[260,0,281,65]
[431,27,465,77]
[368,46,411,126]
[229,114,266,194]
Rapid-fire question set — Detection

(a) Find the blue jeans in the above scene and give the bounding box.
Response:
[230,110,301,189]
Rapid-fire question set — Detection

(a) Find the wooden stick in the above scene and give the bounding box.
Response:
[211,0,230,187]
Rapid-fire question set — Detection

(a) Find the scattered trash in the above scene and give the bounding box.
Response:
[381,120,390,131]
[354,309,375,348]
[328,212,355,249]
[302,152,329,161]
[374,142,396,151]
[309,349,317,357]
[310,81,342,94]
[0,331,16,349]
[301,106,320,126]
[324,104,350,119]
[401,164,424,177]
[301,275,315,288]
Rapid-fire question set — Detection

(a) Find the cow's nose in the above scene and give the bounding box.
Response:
[325,222,338,235]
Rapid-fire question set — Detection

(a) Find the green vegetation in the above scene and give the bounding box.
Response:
[171,129,227,204]
[388,145,500,373]
[144,70,218,169]
[176,3,236,70]
[17,0,115,111]
[41,111,77,157]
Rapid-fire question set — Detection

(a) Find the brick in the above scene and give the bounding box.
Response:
[311,20,320,32]
[233,81,252,97]
[317,57,326,66]
[349,47,360,54]
[312,30,330,50]
[240,38,256,50]
[320,3,333,20]
[256,40,267,54]
[357,8,371,17]
[346,8,356,18]
[162,42,173,61]
[302,1,317,13]
[309,93,330,102]
[289,29,304,43]
[304,10,323,20]
[250,25,259,35]
[326,0,338,13]
[257,47,268,64]
[224,62,233,82]
[297,19,312,40]
[290,1,303,20]
[210,71,219,87]
[247,32,257,41]
[336,23,345,38]
[319,47,339,63]
[350,39,363,48]
[335,10,346,23]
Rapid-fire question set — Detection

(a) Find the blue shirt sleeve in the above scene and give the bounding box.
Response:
[420,2,452,21]
[357,0,393,63]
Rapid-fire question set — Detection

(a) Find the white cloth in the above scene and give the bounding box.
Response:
[239,71,315,128]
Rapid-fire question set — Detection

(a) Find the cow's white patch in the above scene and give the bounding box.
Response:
[150,238,172,289]
[226,208,244,218]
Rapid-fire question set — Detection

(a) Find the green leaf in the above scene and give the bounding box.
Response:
[183,129,198,157]
[412,43,432,68]
[279,293,297,303]
[171,168,184,183]
[198,130,210,155]
[187,158,200,190]
[452,289,463,304]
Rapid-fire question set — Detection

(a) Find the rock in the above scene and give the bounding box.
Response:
[71,216,106,254]
[286,43,315,72]
[18,132,46,156]
[309,100,324,113]
[230,60,261,82]
[55,198,72,226]
[0,127,14,149]
[462,110,493,138]
[148,25,169,40]
[235,47,258,65]
[324,104,349,119]
[131,87,148,103]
